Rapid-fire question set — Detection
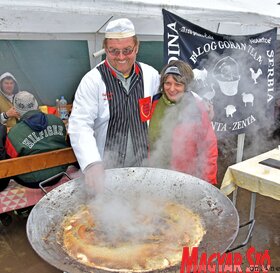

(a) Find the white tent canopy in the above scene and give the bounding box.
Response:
[0,0,279,36]
[0,0,278,134]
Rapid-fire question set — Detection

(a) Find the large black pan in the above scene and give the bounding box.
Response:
[26,167,239,273]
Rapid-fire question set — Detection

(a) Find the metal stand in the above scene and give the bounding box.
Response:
[229,133,255,251]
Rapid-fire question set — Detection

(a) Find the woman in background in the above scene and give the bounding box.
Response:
[148,60,218,184]
[0,72,20,127]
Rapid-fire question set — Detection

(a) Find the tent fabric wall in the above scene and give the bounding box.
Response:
[0,40,91,106]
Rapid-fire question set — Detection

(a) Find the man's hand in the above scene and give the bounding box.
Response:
[84,162,105,198]
[6,107,20,119]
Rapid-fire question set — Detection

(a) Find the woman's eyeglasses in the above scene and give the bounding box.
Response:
[107,45,136,56]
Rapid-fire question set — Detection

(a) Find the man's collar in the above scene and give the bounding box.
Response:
[104,59,140,79]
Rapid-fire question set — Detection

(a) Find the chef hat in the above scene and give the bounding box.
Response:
[13,91,39,116]
[105,18,135,39]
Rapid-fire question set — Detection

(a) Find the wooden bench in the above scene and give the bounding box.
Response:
[0,147,80,213]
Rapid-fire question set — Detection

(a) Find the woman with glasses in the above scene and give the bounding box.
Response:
[68,18,160,195]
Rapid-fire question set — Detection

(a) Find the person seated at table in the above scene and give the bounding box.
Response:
[5,91,70,188]
[148,60,218,184]
[0,72,20,127]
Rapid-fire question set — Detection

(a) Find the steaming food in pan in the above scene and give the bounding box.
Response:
[27,168,239,273]
[59,199,206,271]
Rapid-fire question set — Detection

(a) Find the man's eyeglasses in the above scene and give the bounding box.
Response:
[107,45,136,56]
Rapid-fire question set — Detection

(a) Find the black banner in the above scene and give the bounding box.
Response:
[163,9,277,137]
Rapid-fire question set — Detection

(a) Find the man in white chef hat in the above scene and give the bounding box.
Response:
[68,18,160,196]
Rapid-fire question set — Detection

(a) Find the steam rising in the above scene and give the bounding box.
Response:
[147,92,203,170]
[87,183,165,244]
